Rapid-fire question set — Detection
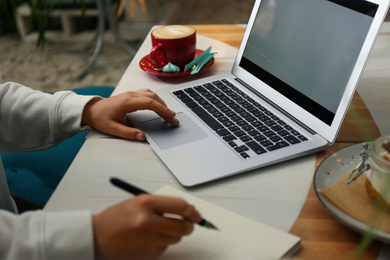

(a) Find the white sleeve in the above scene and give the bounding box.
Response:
[0,82,97,153]
[0,82,98,259]
[0,210,94,260]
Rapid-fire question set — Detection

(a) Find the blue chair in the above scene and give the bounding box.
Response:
[2,86,114,206]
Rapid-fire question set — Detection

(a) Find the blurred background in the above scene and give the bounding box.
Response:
[0,0,255,92]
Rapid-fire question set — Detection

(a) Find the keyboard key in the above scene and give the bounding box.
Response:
[260,140,273,147]
[193,95,204,101]
[251,121,262,127]
[247,141,267,154]
[231,115,242,122]
[267,141,289,151]
[228,141,237,147]
[211,99,221,105]
[242,125,254,132]
[216,129,230,136]
[241,145,249,151]
[269,135,282,142]
[240,136,252,143]
[240,152,250,159]
[233,106,245,113]
[191,106,222,130]
[188,91,199,97]
[235,145,248,153]
[263,130,276,137]
[271,125,284,132]
[223,135,237,142]
[229,103,240,110]
[264,120,276,127]
[209,88,220,94]
[217,116,229,123]
[284,135,301,144]
[257,125,269,132]
[203,83,214,89]
[291,130,300,136]
[215,103,227,109]
[228,125,240,132]
[181,97,193,104]
[298,135,308,141]
[206,95,217,101]
[206,107,218,113]
[198,100,210,106]
[220,96,230,102]
[220,107,232,114]
[236,120,249,127]
[223,121,234,127]
[277,130,290,137]
[185,101,198,109]
[211,112,223,118]
[185,88,196,93]
[233,130,246,137]
[239,112,250,118]
[254,135,267,142]
[248,130,260,136]
[245,116,257,123]
[173,90,185,97]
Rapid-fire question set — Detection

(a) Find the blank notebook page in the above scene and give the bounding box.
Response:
[156,186,301,260]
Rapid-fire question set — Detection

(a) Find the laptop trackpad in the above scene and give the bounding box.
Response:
[139,112,208,150]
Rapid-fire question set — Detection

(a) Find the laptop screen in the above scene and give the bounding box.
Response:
[240,0,378,126]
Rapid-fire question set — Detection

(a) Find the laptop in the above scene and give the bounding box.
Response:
[127,0,390,186]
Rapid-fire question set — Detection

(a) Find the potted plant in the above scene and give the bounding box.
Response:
[29,0,90,46]
[0,0,90,45]
[0,0,23,34]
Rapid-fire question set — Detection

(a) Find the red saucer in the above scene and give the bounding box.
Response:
[139,49,215,77]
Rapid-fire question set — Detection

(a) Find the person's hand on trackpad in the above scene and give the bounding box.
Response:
[81,88,180,141]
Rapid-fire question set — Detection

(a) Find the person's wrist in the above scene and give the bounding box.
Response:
[82,97,103,127]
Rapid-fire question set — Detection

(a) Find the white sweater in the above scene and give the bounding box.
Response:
[0,82,96,260]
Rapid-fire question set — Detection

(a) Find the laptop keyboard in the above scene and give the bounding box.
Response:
[173,79,308,159]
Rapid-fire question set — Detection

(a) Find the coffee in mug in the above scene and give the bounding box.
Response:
[150,25,196,70]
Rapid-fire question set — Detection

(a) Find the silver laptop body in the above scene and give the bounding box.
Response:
[128,0,390,186]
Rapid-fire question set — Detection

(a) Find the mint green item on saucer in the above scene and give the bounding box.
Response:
[184,46,212,72]
[162,62,180,73]
[191,52,216,75]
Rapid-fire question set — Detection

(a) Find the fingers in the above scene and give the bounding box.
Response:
[115,90,180,140]
[136,88,167,106]
[141,195,202,223]
[133,195,201,236]
[154,215,194,238]
[105,120,146,141]
[122,89,179,126]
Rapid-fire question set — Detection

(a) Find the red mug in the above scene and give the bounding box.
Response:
[150,25,196,70]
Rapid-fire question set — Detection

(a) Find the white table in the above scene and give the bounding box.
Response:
[44,27,316,233]
[44,23,390,259]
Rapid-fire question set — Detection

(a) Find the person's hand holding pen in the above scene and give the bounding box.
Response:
[93,194,202,260]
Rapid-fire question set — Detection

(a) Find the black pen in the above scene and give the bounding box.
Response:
[110,177,219,231]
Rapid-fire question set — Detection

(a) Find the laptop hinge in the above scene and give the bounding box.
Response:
[234,78,317,135]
